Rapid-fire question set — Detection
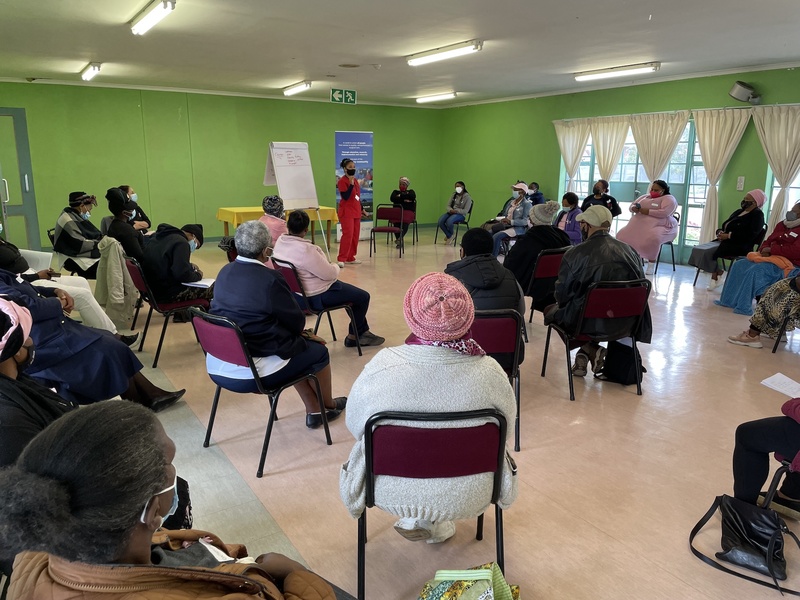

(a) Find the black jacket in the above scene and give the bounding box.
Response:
[504,225,572,307]
[142,224,201,301]
[581,194,621,217]
[211,259,308,359]
[107,218,145,262]
[551,231,652,343]
[445,254,524,315]
[716,208,765,257]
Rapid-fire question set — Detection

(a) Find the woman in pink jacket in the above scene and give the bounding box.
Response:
[616,179,679,271]
[273,211,384,349]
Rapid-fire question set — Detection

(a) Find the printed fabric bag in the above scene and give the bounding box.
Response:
[689,464,800,595]
[417,562,519,600]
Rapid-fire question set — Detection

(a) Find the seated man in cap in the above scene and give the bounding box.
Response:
[544,205,652,377]
[142,223,213,315]
[53,191,103,278]
[105,187,146,261]
[445,227,525,370]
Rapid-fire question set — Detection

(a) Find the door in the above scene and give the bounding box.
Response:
[0,108,41,249]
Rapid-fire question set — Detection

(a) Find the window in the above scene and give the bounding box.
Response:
[769,170,800,222]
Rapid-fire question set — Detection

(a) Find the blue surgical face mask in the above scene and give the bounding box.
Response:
[189,238,197,253]
[139,473,178,526]
[82,211,91,220]
[129,209,137,220]
[130,193,138,203]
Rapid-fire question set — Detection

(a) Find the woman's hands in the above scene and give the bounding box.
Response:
[54,289,74,313]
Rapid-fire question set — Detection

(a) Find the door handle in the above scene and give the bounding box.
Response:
[1,178,9,204]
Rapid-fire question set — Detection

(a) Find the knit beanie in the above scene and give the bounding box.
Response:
[68,191,96,207]
[403,273,474,341]
[530,200,560,225]
[748,189,766,208]
[181,224,204,248]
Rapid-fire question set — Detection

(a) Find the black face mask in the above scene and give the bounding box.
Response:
[741,200,752,209]
[580,225,590,242]
[346,168,356,176]
[15,343,35,372]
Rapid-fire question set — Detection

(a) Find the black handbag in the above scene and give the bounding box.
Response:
[690,464,800,595]
[595,340,646,385]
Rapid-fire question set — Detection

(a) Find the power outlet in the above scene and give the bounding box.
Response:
[736,176,745,191]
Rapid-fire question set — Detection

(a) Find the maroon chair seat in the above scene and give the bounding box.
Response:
[124,257,210,368]
[471,309,524,451]
[271,258,362,356]
[370,204,404,258]
[190,308,332,478]
[358,409,508,600]
[541,279,651,401]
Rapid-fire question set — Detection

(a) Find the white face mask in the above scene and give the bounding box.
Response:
[455,187,463,194]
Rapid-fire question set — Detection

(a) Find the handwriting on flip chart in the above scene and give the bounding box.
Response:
[273,150,306,167]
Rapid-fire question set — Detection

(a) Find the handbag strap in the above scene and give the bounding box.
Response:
[689,496,800,596]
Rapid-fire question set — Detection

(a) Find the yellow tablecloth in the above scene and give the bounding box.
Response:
[216,206,339,247]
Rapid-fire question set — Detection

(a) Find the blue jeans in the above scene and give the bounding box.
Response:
[438,213,465,239]
[492,230,512,257]
[308,280,370,336]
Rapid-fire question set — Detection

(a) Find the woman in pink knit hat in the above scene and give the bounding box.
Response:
[339,273,518,545]
[688,189,766,290]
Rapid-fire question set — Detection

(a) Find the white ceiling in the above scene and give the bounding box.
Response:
[0,0,798,106]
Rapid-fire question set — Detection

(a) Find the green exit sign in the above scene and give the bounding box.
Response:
[331,88,357,105]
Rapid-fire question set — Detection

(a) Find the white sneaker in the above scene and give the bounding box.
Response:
[707,276,722,291]
[393,518,433,542]
[645,262,655,276]
[345,259,362,265]
[337,261,345,268]
[444,236,453,246]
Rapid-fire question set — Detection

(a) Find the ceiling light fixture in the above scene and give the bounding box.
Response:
[407,40,483,67]
[416,92,457,104]
[574,61,660,82]
[80,63,102,81]
[131,0,176,36]
[283,81,311,96]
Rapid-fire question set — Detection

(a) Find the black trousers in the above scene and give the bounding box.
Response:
[733,416,800,503]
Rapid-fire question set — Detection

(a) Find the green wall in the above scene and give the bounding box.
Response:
[0,65,798,246]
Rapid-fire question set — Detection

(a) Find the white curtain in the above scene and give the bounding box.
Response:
[693,108,752,242]
[630,111,690,182]
[752,105,800,233]
[553,119,591,192]
[590,116,630,181]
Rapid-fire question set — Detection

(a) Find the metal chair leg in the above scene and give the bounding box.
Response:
[773,315,791,354]
[669,242,676,271]
[203,386,222,447]
[692,267,701,287]
[513,375,520,452]
[152,312,171,368]
[495,505,505,573]
[138,306,154,351]
[131,295,143,330]
[476,513,484,540]
[540,326,552,376]
[565,339,575,401]
[344,306,362,356]
[257,394,280,478]
[632,337,642,396]
[357,513,367,600]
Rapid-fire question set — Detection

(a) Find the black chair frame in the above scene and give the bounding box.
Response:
[434,204,473,245]
[190,308,332,478]
[692,223,768,287]
[654,212,680,275]
[358,409,507,600]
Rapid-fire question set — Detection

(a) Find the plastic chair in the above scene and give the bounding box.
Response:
[124,257,210,368]
[99,215,114,235]
[654,212,680,275]
[526,247,570,323]
[541,279,652,401]
[358,409,508,600]
[190,308,332,478]
[471,309,524,451]
[370,204,404,258]
[271,258,362,356]
[434,204,473,245]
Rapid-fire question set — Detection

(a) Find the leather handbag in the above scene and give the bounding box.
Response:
[690,464,800,595]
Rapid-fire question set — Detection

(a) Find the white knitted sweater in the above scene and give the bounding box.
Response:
[339,344,518,520]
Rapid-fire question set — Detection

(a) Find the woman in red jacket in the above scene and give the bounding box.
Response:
[337,158,367,266]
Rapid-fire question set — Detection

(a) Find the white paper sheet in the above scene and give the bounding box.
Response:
[761,373,800,398]
[182,278,215,288]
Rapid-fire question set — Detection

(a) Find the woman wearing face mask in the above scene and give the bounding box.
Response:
[0,401,337,600]
[615,180,679,273]
[716,201,800,315]
[688,190,766,290]
[53,191,104,278]
[437,181,473,246]
[390,176,417,247]
[337,158,367,267]
[580,179,621,217]
[553,192,583,246]
[118,185,152,233]
[488,183,532,257]
[105,187,146,261]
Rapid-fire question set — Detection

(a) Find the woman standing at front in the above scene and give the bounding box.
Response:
[437,181,473,245]
[616,179,678,273]
[337,158,366,267]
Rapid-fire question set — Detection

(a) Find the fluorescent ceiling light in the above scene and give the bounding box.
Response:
[80,63,101,81]
[131,0,176,35]
[283,81,312,96]
[416,92,457,104]
[407,40,483,67]
[574,62,660,82]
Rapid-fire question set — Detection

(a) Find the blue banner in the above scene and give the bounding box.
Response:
[335,131,373,220]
